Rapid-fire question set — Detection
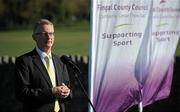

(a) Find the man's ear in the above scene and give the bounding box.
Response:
[32,34,36,40]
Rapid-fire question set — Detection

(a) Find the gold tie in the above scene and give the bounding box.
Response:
[45,56,60,112]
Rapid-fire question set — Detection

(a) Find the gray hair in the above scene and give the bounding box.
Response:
[33,19,53,34]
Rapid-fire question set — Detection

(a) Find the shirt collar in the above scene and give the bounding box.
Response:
[35,46,52,59]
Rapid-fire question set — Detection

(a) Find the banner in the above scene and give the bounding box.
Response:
[89,0,180,112]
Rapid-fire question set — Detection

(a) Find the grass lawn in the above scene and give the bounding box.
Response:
[0,22,90,57]
[175,41,180,56]
[0,22,179,57]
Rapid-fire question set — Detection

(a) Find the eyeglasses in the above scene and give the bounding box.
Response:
[35,32,54,37]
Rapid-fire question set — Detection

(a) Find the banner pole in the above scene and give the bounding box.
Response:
[138,89,143,112]
[138,101,143,112]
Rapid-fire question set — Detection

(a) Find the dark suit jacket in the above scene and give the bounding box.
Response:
[15,49,72,112]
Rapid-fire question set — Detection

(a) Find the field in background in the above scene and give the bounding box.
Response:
[0,22,90,57]
[0,22,180,57]
[176,42,180,56]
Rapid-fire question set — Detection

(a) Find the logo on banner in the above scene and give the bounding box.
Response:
[114,24,132,29]
[156,23,168,28]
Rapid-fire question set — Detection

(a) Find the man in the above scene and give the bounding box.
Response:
[15,19,71,112]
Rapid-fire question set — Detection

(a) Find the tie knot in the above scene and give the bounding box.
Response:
[46,54,50,58]
[45,55,51,60]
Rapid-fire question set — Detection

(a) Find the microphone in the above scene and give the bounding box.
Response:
[61,55,96,112]
[60,55,81,74]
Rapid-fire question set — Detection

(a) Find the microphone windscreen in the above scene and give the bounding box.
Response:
[60,55,81,73]
[60,55,70,64]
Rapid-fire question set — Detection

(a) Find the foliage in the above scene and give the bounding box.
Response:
[0,0,90,30]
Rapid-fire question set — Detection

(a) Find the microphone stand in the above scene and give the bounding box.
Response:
[72,70,96,112]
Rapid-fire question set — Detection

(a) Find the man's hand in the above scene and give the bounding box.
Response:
[52,83,70,98]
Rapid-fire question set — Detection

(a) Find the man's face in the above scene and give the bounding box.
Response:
[33,24,54,52]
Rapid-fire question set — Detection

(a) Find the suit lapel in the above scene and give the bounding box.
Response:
[32,50,53,87]
[52,54,63,86]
